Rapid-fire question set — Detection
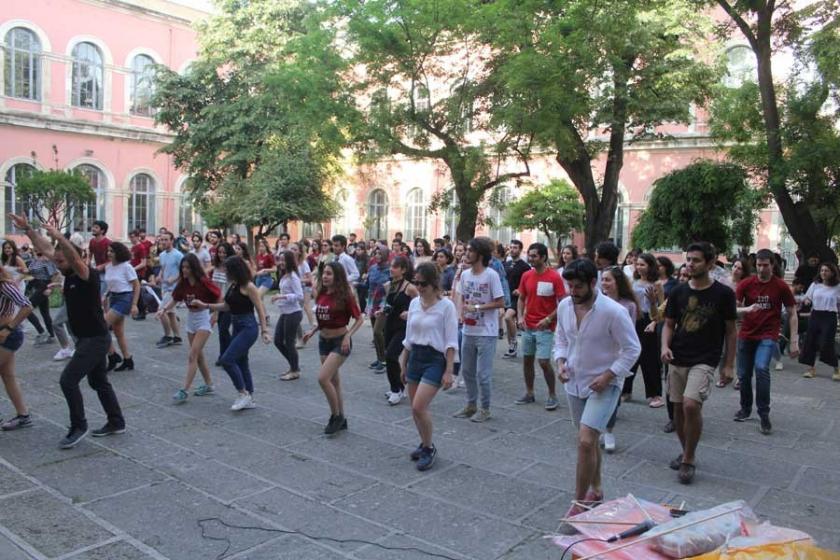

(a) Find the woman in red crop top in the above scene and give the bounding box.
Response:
[157,254,221,404]
[302,261,364,435]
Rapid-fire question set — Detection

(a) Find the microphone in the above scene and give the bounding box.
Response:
[606,519,657,542]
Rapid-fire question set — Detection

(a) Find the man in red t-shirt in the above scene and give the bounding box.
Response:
[88,220,111,298]
[515,242,566,410]
[735,249,798,435]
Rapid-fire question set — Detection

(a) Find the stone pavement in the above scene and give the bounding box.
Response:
[1,312,839,559]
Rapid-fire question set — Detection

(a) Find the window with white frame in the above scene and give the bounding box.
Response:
[179,191,202,234]
[4,27,41,100]
[130,54,156,116]
[450,81,473,133]
[611,191,625,249]
[302,222,323,239]
[332,189,351,235]
[488,187,514,244]
[723,45,755,88]
[3,163,36,233]
[71,42,104,109]
[404,188,426,241]
[128,173,155,232]
[444,189,459,241]
[366,189,388,241]
[73,164,106,233]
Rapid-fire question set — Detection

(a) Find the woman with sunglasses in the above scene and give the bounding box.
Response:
[400,262,458,471]
[381,256,418,405]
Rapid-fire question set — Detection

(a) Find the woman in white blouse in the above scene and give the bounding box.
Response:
[800,262,840,380]
[103,242,140,372]
[399,262,459,472]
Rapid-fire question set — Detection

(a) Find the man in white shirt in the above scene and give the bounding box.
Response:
[454,237,505,423]
[332,235,360,284]
[554,259,640,528]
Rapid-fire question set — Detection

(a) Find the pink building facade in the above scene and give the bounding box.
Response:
[3,1,793,265]
[1,0,206,241]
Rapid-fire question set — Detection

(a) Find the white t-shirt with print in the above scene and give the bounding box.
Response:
[460,267,504,337]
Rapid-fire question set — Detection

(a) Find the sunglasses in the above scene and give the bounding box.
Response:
[414,280,431,288]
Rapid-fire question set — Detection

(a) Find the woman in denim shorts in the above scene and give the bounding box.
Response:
[0,270,34,431]
[399,263,459,471]
[103,243,140,372]
[302,262,364,436]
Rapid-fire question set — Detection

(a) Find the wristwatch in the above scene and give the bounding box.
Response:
[474,304,480,312]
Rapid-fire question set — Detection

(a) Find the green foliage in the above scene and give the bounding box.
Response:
[484,0,717,252]
[152,0,346,234]
[503,180,584,252]
[632,160,766,253]
[334,0,532,241]
[15,169,94,232]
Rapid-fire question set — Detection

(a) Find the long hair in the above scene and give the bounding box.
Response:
[213,242,233,268]
[316,261,353,310]
[178,253,207,284]
[2,240,19,266]
[818,262,840,287]
[414,262,441,292]
[560,244,578,266]
[604,266,640,319]
[237,242,256,267]
[224,255,253,286]
[280,250,298,278]
[633,253,659,283]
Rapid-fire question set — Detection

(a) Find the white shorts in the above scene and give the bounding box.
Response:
[186,309,212,334]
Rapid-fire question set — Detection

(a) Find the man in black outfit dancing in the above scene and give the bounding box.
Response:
[11,213,125,449]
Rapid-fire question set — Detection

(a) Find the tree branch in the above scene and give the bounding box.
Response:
[716,0,759,50]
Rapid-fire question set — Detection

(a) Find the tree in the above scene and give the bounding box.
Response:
[15,169,94,232]
[706,0,840,261]
[503,180,584,258]
[335,0,532,241]
[484,0,716,254]
[152,0,346,240]
[631,160,767,254]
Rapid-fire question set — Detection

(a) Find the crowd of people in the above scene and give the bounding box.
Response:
[2,216,839,525]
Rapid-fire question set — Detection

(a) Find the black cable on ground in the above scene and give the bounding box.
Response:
[559,536,609,560]
[197,516,462,560]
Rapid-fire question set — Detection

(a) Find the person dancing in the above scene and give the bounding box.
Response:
[272,251,304,380]
[158,254,221,403]
[0,268,34,431]
[210,242,233,365]
[302,262,364,435]
[104,242,140,372]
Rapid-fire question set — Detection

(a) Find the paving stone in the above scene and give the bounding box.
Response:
[236,487,389,552]
[352,533,469,560]
[0,465,34,496]
[30,450,168,504]
[148,451,272,503]
[87,480,275,560]
[231,535,346,559]
[332,484,535,558]
[0,489,113,558]
[69,540,156,560]
[755,488,840,533]
[0,531,35,560]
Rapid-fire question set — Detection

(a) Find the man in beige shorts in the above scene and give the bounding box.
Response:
[662,242,737,484]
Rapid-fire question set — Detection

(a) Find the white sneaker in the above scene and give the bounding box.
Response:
[230,393,252,411]
[457,378,465,388]
[774,361,784,371]
[603,432,616,453]
[387,391,405,406]
[53,348,74,361]
[384,391,394,399]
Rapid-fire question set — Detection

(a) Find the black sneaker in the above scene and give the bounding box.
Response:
[155,336,173,348]
[91,423,126,437]
[416,446,437,471]
[759,416,772,435]
[733,409,751,422]
[171,336,183,345]
[410,443,424,461]
[59,427,89,449]
[1,414,32,431]
[106,352,122,372]
[324,415,341,435]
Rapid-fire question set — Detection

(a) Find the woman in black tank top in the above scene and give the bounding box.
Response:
[382,257,418,405]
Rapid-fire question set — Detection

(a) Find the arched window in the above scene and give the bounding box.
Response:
[179,182,202,233]
[4,28,41,100]
[488,187,514,244]
[71,42,104,109]
[3,163,36,233]
[302,222,323,239]
[128,173,155,232]
[724,45,755,88]
[366,189,388,241]
[130,54,156,116]
[404,188,426,241]
[73,164,107,232]
[332,189,351,234]
[414,83,430,113]
[450,81,473,133]
[611,191,625,249]
[444,190,459,241]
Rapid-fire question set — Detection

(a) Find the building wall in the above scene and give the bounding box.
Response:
[1,0,206,240]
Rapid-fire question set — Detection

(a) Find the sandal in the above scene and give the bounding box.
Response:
[678,462,696,484]
[279,371,300,381]
[733,379,741,390]
[669,454,683,470]
[715,378,731,388]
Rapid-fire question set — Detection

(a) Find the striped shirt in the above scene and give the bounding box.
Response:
[28,258,57,282]
[0,281,31,317]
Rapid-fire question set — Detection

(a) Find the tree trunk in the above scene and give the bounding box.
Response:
[455,183,479,242]
[751,7,834,262]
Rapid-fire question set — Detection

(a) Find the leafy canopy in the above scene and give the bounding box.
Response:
[503,180,584,253]
[15,170,95,232]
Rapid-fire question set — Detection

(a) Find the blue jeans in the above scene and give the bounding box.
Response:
[221,314,258,393]
[737,338,776,417]
[461,334,496,409]
[217,311,231,359]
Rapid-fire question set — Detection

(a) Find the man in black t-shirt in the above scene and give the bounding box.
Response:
[662,242,736,485]
[13,214,125,450]
[502,240,531,358]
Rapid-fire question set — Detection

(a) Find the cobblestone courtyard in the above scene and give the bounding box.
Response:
[1,313,839,559]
